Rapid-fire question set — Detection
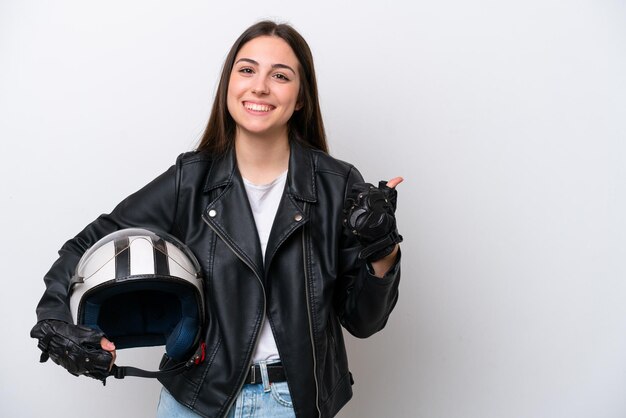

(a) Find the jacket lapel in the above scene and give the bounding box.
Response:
[264,141,317,272]
[203,148,265,279]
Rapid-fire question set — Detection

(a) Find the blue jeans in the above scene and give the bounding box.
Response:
[156,362,295,418]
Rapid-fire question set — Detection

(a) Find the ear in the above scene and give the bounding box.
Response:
[295,101,304,111]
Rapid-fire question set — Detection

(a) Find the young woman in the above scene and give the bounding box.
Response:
[31,21,403,418]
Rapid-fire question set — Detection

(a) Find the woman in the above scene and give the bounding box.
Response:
[31,20,403,418]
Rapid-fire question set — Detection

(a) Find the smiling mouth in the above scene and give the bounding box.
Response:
[243,102,275,112]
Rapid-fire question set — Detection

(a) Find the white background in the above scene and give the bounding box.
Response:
[1,1,625,417]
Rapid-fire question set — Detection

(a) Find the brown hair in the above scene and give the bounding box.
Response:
[196,20,328,156]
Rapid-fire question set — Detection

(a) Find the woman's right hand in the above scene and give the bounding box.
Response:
[30,319,115,383]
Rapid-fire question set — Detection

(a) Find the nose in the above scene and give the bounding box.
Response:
[251,78,269,95]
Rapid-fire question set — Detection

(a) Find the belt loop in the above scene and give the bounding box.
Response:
[259,361,271,392]
[251,364,255,384]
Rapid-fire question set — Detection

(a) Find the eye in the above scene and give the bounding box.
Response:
[238,67,254,75]
[273,73,290,81]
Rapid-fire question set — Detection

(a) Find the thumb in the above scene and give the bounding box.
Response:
[100,337,116,351]
[100,337,117,371]
[386,177,404,189]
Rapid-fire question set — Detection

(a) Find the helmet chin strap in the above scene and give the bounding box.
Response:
[111,342,206,380]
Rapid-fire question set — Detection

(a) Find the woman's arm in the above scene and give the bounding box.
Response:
[333,166,403,338]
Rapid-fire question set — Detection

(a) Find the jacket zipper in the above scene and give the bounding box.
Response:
[202,212,266,417]
[302,202,322,417]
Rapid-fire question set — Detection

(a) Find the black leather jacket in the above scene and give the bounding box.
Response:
[35,141,401,418]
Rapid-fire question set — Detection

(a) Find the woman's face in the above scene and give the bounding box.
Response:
[227,36,302,141]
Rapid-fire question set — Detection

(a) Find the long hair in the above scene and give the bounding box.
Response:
[196,21,328,156]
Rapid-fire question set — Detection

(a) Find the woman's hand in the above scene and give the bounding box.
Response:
[30,320,116,383]
[343,176,404,277]
[370,177,403,278]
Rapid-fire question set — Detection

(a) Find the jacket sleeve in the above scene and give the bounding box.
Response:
[34,158,182,323]
[334,165,402,338]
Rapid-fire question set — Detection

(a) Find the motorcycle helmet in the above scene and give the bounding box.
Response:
[69,228,204,364]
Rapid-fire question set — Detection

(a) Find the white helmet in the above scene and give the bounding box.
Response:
[69,228,204,368]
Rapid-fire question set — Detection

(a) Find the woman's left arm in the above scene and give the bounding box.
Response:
[334,168,403,338]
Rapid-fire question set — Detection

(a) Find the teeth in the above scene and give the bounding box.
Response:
[245,102,273,112]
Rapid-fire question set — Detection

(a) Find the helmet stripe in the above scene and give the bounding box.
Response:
[114,236,131,279]
[152,237,170,276]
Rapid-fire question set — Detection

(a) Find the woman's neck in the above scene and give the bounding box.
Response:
[234,131,290,185]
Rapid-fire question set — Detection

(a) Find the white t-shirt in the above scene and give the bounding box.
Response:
[242,170,288,363]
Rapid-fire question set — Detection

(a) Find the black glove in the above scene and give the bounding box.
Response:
[30,319,113,384]
[343,181,403,261]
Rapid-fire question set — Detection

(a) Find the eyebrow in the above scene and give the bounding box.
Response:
[235,58,296,75]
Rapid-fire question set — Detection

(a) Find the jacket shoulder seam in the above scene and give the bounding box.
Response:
[178,151,212,167]
[313,151,354,178]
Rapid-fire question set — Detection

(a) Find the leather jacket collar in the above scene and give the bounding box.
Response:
[203,140,317,203]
